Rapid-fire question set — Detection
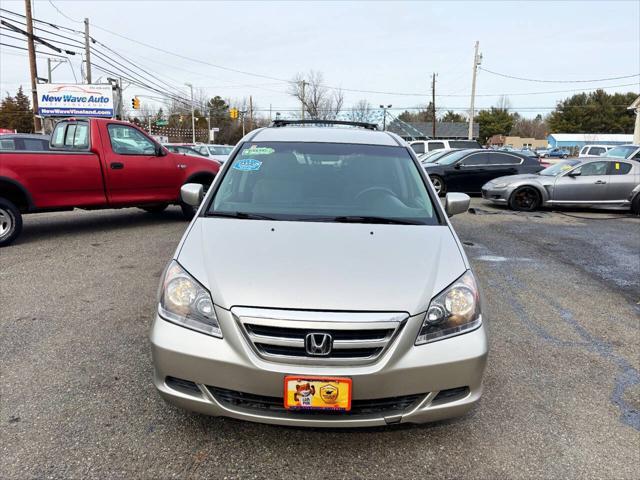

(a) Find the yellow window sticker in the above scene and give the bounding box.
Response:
[615,162,620,170]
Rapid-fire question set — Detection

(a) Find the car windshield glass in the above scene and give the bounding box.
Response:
[209,142,438,224]
[435,149,476,165]
[604,145,636,159]
[208,146,233,155]
[538,160,580,176]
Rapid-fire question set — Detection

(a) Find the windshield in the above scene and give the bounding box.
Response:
[604,145,637,159]
[209,142,438,224]
[208,145,233,155]
[538,160,580,176]
[435,149,477,165]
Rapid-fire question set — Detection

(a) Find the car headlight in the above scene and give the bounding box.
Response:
[158,260,222,338]
[492,182,508,188]
[415,270,481,345]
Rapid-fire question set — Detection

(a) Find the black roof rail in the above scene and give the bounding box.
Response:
[270,119,378,131]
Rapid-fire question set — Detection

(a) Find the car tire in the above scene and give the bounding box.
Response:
[562,154,568,159]
[141,204,169,214]
[509,186,541,212]
[0,198,23,247]
[631,195,640,216]
[430,175,447,197]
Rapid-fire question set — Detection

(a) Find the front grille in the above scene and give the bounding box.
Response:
[232,307,407,365]
[208,386,424,417]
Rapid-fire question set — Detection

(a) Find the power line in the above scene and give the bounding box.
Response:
[479,67,640,84]
[47,0,82,24]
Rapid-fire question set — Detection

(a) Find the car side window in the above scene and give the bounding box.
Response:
[411,143,425,154]
[633,151,640,160]
[573,161,608,176]
[487,153,521,165]
[51,122,88,149]
[23,139,47,151]
[589,147,605,155]
[460,153,488,166]
[0,138,16,150]
[580,146,588,155]
[107,124,156,155]
[428,142,445,151]
[609,162,632,175]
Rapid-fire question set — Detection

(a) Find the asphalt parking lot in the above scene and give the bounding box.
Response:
[1,199,639,479]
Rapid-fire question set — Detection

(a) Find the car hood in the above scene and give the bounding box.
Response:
[177,218,467,315]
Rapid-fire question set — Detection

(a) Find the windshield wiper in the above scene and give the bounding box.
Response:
[332,215,422,225]
[208,211,278,220]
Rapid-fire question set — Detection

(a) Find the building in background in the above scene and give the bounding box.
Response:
[386,120,478,141]
[487,135,547,149]
[546,133,633,150]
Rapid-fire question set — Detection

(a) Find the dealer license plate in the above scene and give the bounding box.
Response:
[284,376,352,411]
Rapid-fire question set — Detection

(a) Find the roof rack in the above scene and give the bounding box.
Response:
[270,119,378,131]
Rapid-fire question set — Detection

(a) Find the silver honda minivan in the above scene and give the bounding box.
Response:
[150,121,488,427]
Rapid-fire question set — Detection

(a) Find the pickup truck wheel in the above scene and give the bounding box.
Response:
[509,186,541,212]
[141,204,168,214]
[0,198,22,247]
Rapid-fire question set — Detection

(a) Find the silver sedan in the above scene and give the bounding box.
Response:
[482,158,640,213]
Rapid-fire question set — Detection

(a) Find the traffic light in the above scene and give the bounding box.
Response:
[229,107,238,120]
[131,97,140,110]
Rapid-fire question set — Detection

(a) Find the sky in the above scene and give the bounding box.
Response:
[1,0,639,120]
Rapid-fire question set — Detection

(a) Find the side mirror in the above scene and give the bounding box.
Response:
[155,144,166,157]
[454,163,462,169]
[181,183,204,206]
[568,170,581,177]
[444,192,470,217]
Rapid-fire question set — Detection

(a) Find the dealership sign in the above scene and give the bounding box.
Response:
[36,84,114,117]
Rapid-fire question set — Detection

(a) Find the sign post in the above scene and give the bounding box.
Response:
[209,127,219,142]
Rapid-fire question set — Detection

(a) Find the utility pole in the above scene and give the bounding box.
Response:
[47,58,65,82]
[468,41,482,140]
[248,95,253,131]
[431,73,437,138]
[300,80,307,120]
[84,18,92,84]
[379,104,392,131]
[185,82,195,143]
[25,0,41,132]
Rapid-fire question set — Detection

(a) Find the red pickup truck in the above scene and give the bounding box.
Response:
[0,117,221,247]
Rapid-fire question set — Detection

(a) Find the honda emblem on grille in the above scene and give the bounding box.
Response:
[305,333,332,356]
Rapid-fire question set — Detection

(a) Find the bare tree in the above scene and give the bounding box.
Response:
[346,99,375,123]
[496,95,511,111]
[288,70,344,120]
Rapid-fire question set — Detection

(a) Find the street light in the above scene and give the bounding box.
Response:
[185,82,195,143]
[380,104,392,131]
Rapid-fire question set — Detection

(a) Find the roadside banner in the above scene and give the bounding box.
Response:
[36,84,114,117]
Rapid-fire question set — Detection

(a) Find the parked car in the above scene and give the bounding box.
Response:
[578,145,614,157]
[481,158,640,213]
[409,139,481,154]
[163,144,209,158]
[418,148,461,164]
[423,149,543,196]
[203,144,234,163]
[538,147,571,159]
[602,144,640,160]
[0,133,51,151]
[150,119,487,427]
[0,118,221,247]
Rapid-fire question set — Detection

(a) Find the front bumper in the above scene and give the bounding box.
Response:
[150,308,488,427]
[481,186,509,204]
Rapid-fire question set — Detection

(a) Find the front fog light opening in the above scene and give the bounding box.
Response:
[416,270,481,345]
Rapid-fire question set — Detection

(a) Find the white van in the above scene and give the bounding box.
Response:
[578,145,614,157]
[410,139,481,154]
